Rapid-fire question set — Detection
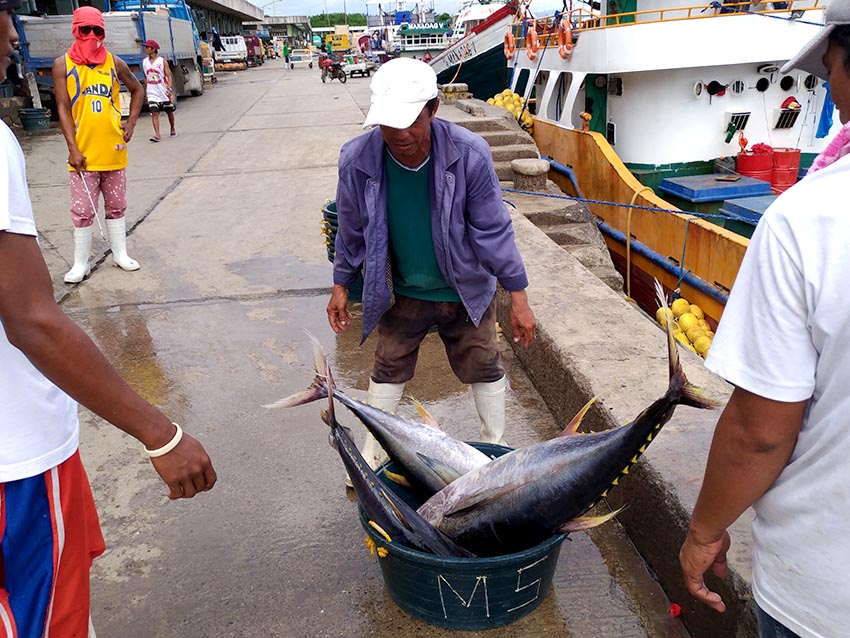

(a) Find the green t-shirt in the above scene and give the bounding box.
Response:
[385,150,460,302]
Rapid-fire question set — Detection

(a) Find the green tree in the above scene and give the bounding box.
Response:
[309,12,367,27]
[436,12,452,24]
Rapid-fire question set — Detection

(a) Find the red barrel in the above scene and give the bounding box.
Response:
[737,151,773,183]
[771,148,801,193]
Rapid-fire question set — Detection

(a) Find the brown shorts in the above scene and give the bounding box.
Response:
[372,295,504,385]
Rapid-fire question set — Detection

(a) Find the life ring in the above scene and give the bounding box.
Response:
[558,20,573,59]
[526,21,539,60]
[504,30,516,60]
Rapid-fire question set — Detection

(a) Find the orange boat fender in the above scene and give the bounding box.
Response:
[558,21,573,59]
[526,21,539,60]
[504,30,516,59]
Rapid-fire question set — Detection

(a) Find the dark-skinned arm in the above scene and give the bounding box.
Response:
[52,56,85,171]
[114,54,144,142]
[680,387,805,612]
[0,231,217,499]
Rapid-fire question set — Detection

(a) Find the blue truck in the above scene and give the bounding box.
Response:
[16,0,204,110]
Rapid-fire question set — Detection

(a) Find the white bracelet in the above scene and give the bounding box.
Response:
[145,422,183,457]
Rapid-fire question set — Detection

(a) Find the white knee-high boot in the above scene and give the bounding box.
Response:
[362,379,406,469]
[472,376,507,446]
[64,226,93,283]
[105,217,140,271]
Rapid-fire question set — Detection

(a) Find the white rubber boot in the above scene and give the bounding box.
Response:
[105,217,140,271]
[362,379,406,469]
[472,376,507,446]
[345,379,405,488]
[63,226,93,283]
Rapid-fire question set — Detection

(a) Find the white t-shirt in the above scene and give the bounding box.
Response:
[0,121,78,482]
[705,153,850,638]
[143,56,169,103]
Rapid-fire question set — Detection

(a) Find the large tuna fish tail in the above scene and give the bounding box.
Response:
[262,331,330,409]
[655,280,721,411]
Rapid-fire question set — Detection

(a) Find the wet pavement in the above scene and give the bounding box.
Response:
[23,58,690,637]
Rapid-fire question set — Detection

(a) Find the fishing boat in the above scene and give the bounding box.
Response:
[503,0,835,324]
[395,20,454,58]
[430,1,518,100]
[363,0,438,56]
[451,0,514,40]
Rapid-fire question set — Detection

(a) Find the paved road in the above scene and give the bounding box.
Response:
[20,59,689,638]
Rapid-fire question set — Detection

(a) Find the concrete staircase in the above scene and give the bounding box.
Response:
[448,97,624,293]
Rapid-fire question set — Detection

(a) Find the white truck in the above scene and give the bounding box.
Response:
[17,0,204,110]
[215,35,248,65]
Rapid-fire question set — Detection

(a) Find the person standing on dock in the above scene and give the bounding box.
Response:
[52,6,144,284]
[327,58,536,480]
[142,39,177,142]
[0,5,216,635]
[680,3,850,636]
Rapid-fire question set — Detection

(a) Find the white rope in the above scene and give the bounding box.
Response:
[79,172,106,240]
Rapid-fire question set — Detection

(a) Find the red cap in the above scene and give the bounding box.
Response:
[144,39,160,50]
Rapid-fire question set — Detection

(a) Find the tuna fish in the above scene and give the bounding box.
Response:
[264,333,492,495]
[316,360,476,558]
[416,283,721,556]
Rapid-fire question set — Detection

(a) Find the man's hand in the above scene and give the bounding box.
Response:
[679,527,731,613]
[150,431,217,499]
[68,148,86,171]
[120,119,135,143]
[509,289,535,347]
[327,284,352,333]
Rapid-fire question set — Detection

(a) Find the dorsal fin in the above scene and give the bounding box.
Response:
[559,397,597,436]
[410,397,442,430]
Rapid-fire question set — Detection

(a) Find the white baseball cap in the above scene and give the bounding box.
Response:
[781,0,850,79]
[362,58,439,129]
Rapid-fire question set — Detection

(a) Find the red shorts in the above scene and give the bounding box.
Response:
[0,450,105,638]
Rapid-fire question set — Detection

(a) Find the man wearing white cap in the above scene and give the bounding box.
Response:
[680,2,850,636]
[327,58,536,476]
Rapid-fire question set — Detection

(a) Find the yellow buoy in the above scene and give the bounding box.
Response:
[671,298,690,318]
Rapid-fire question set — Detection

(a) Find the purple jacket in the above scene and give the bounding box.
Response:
[333,118,529,343]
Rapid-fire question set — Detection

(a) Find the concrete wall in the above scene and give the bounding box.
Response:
[495,211,758,638]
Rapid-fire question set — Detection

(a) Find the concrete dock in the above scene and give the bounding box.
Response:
[16,58,754,637]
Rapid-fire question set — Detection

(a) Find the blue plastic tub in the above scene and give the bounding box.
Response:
[359,443,567,630]
[322,199,363,302]
[19,108,51,131]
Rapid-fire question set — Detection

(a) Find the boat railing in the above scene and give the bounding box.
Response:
[511,0,823,48]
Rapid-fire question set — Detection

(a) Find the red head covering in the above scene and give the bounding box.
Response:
[68,7,107,66]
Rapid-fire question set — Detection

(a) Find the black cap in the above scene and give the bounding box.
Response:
[0,0,22,9]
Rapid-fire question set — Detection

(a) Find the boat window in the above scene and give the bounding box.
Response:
[547,72,572,121]
[606,121,616,145]
[515,68,532,100]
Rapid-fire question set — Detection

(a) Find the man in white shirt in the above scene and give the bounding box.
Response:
[142,38,176,142]
[679,3,850,636]
[0,6,215,636]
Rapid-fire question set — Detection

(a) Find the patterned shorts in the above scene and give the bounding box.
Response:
[148,100,175,113]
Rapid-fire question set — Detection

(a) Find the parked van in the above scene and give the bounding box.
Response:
[218,35,247,64]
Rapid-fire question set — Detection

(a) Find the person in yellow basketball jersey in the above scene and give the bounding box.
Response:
[52,6,144,284]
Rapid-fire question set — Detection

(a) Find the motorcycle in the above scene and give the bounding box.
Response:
[321,60,347,84]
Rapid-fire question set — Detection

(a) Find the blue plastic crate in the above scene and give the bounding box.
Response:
[659,174,773,202]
